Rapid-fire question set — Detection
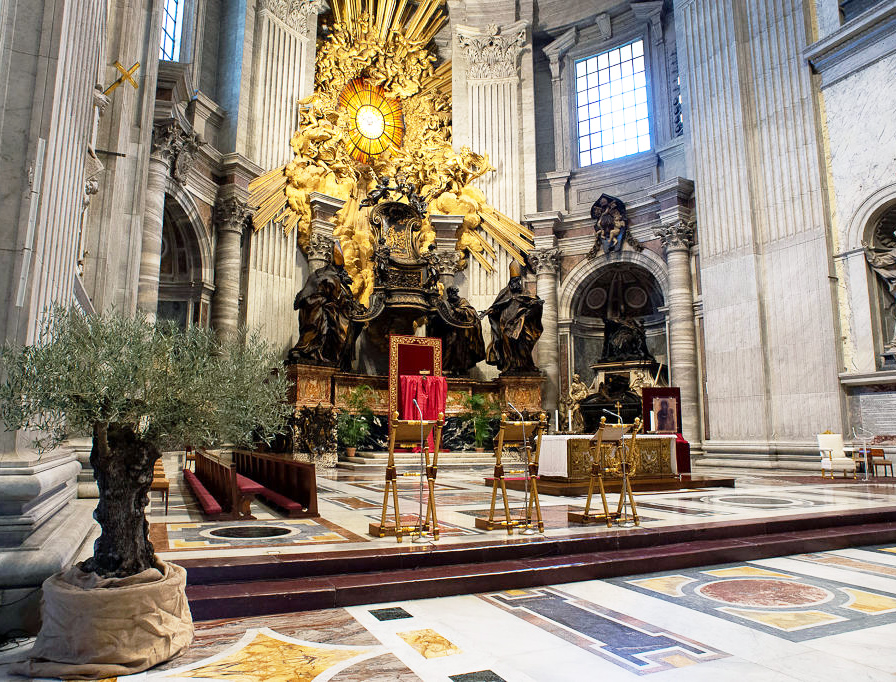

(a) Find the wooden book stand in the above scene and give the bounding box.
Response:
[370,410,444,542]
[475,413,548,533]
[569,417,642,527]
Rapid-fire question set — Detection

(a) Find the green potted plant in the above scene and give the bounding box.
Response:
[0,308,291,678]
[337,384,374,457]
[460,392,498,451]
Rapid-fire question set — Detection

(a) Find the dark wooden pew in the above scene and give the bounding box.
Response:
[185,450,258,519]
[232,449,318,517]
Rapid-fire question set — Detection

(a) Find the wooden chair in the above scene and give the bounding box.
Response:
[570,417,642,527]
[184,445,196,472]
[475,413,548,533]
[370,411,444,542]
[870,448,894,477]
[817,433,856,479]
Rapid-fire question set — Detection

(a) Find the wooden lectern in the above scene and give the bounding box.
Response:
[569,416,642,526]
[370,411,444,541]
[476,413,548,533]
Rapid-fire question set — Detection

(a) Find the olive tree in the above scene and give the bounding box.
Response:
[0,308,292,578]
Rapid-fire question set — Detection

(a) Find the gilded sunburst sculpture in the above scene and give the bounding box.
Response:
[249,0,534,304]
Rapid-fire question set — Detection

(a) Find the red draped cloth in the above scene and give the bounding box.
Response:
[399,375,447,451]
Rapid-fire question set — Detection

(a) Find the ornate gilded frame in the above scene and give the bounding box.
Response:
[388,334,443,421]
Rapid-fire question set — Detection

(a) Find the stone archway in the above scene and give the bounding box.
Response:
[566,259,668,386]
[157,192,214,328]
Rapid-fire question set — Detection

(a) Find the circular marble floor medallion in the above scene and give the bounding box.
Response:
[702,495,804,508]
[207,525,294,539]
[697,578,832,608]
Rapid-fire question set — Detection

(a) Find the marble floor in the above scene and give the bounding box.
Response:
[8,542,896,680]
[148,452,896,561]
[4,460,896,680]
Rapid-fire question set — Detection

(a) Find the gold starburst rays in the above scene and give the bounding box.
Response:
[248,0,533,304]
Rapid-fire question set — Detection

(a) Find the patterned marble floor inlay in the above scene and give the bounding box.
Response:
[615,560,896,641]
[482,587,727,675]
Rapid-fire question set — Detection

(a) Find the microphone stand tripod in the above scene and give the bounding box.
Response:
[412,398,430,543]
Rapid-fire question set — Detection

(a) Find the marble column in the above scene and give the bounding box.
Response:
[211,197,252,338]
[528,247,561,412]
[136,119,200,321]
[656,220,701,446]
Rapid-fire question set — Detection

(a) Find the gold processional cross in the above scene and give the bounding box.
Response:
[103,61,141,96]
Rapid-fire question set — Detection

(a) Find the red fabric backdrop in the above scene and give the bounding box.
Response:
[399,374,447,451]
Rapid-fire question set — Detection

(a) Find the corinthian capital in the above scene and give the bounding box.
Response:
[257,0,325,36]
[215,196,253,234]
[656,220,695,253]
[456,21,528,80]
[151,119,201,185]
[528,247,560,276]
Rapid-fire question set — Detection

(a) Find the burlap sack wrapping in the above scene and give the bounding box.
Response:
[12,559,193,680]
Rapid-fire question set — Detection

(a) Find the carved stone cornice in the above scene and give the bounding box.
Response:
[656,220,695,253]
[543,27,577,80]
[257,0,325,37]
[528,247,560,276]
[631,1,664,45]
[214,196,253,234]
[151,119,201,185]
[456,21,528,80]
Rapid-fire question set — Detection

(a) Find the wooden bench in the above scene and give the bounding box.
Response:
[232,449,318,517]
[185,450,258,519]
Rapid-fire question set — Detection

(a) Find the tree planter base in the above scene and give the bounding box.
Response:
[13,559,193,679]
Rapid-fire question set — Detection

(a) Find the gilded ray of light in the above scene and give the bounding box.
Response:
[841,587,896,614]
[173,632,369,682]
[629,575,697,597]
[718,607,844,631]
[704,566,795,579]
[397,628,462,658]
[248,0,534,304]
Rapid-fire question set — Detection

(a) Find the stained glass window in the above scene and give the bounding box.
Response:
[160,0,184,61]
[575,39,650,167]
[338,79,405,164]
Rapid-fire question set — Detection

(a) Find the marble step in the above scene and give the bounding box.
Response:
[182,506,896,620]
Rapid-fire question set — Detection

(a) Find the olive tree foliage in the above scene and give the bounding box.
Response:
[0,307,292,453]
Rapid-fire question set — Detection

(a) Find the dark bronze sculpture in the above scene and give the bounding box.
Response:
[289,254,364,370]
[864,226,896,352]
[482,262,544,374]
[428,285,486,374]
[601,315,652,361]
[586,193,643,258]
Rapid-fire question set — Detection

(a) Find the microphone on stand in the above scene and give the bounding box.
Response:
[602,408,622,424]
[412,398,428,542]
[507,402,536,534]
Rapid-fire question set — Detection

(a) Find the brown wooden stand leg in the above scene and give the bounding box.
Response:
[583,474,595,516]
[529,477,543,532]
[499,477,513,533]
[597,474,613,527]
[391,477,403,542]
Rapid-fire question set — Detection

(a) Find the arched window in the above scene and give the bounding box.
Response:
[159,0,184,61]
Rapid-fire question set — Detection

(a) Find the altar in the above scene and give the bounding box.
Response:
[539,433,682,480]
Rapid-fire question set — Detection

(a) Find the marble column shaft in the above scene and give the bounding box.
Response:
[659,222,700,445]
[530,248,561,411]
[136,156,169,321]
[211,198,251,337]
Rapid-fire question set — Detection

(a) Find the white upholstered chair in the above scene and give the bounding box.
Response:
[817,433,856,479]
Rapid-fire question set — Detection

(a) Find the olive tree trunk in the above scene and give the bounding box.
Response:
[79,422,161,578]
